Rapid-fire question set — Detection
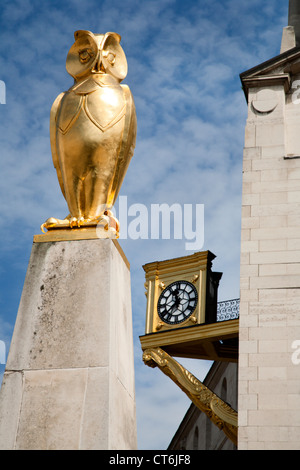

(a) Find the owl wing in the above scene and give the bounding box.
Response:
[50,92,66,199]
[107,84,137,208]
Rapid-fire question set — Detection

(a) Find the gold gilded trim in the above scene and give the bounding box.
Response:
[143,347,237,446]
[140,319,239,350]
[33,226,114,243]
[33,233,130,269]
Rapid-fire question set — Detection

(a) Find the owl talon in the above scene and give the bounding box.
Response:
[103,211,120,232]
[41,213,120,237]
[41,217,70,232]
[69,217,79,228]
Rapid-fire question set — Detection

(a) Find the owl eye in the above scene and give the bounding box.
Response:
[107,53,115,65]
[79,48,94,63]
[103,51,116,65]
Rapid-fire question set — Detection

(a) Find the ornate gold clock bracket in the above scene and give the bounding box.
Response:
[142,347,238,446]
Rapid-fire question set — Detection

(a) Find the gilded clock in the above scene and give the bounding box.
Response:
[157,280,198,325]
[142,250,222,335]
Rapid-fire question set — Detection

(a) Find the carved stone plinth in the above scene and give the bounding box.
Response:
[0,238,136,450]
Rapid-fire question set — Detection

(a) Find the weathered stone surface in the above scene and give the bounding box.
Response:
[0,238,136,450]
[239,41,300,449]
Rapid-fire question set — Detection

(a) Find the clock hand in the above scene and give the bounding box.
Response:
[165,301,176,314]
[172,289,181,307]
[171,304,178,313]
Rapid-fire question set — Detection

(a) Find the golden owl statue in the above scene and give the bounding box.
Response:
[42,30,137,235]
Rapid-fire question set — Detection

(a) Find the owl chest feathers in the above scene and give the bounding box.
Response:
[56,76,126,135]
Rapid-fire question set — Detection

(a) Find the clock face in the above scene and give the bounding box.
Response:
[157,281,198,325]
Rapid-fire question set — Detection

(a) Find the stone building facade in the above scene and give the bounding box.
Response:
[238,7,300,449]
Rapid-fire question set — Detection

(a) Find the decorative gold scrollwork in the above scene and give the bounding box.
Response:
[142,347,238,446]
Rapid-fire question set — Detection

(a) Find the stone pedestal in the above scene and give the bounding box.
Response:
[0,237,137,450]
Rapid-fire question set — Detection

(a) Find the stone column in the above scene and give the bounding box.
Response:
[0,238,137,450]
[238,69,300,449]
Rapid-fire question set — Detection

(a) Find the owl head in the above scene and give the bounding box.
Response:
[66,30,128,82]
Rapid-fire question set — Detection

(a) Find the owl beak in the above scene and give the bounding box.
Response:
[92,51,105,73]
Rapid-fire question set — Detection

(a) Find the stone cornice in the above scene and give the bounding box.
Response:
[242,73,291,100]
[240,46,300,101]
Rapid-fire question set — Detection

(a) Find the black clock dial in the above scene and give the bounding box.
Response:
[157,281,198,325]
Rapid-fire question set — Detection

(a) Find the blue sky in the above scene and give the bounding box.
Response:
[0,0,288,450]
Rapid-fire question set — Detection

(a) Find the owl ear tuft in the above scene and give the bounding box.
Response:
[104,32,121,43]
[74,30,94,40]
